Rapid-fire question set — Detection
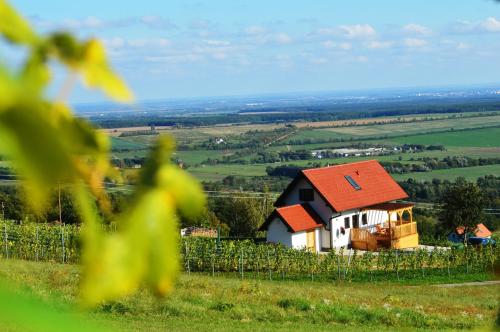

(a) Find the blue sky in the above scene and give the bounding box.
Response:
[6,0,500,103]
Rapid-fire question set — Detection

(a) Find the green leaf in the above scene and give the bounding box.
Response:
[80,39,133,102]
[0,0,37,45]
[79,137,205,306]
[0,101,110,211]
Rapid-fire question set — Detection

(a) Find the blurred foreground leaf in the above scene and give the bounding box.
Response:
[0,0,37,45]
[0,0,205,319]
[79,137,205,306]
[0,281,108,332]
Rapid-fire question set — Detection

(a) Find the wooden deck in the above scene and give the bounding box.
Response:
[351,221,419,250]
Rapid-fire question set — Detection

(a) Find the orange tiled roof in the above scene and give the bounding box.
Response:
[476,223,492,238]
[274,204,323,233]
[301,160,408,212]
[456,223,492,238]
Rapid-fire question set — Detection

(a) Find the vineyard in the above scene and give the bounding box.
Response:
[0,221,498,282]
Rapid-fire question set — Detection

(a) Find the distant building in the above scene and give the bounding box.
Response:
[181,226,217,238]
[259,160,418,252]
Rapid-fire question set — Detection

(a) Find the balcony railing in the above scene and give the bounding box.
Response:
[391,222,417,239]
[351,221,418,250]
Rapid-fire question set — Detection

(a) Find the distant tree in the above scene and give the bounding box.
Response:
[439,178,487,244]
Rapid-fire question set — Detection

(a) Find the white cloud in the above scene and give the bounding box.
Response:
[322,41,352,50]
[63,16,104,29]
[451,17,500,34]
[339,24,376,39]
[356,55,368,62]
[403,23,432,36]
[141,16,177,29]
[244,25,267,35]
[480,17,500,32]
[204,40,231,46]
[403,38,428,48]
[310,57,328,64]
[212,52,227,60]
[365,40,394,49]
[315,24,376,39]
[104,37,171,49]
[275,33,292,44]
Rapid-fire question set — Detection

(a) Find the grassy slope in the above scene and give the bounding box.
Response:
[0,259,498,331]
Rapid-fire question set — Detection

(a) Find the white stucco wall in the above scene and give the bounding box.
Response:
[330,210,357,248]
[320,226,331,249]
[291,231,307,249]
[266,218,292,247]
[315,228,321,252]
[282,178,333,224]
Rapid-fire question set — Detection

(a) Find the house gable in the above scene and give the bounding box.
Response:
[259,203,323,233]
[275,160,408,213]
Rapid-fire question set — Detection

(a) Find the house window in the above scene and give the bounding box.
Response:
[362,213,368,225]
[299,188,314,201]
[352,215,359,228]
[344,217,350,229]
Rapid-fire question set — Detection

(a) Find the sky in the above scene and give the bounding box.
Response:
[5,0,500,103]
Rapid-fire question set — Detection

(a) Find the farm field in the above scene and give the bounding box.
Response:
[282,115,500,142]
[387,127,500,147]
[0,259,498,332]
[6,112,497,186]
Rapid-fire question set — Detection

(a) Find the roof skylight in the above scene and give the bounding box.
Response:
[345,175,361,190]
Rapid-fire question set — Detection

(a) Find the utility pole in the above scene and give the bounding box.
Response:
[58,183,63,224]
[1,201,4,220]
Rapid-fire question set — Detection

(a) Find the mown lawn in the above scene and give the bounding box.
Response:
[0,259,498,331]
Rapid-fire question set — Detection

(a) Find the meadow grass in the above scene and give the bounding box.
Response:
[0,259,498,331]
[387,127,500,148]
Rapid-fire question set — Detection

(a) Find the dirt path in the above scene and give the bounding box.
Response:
[432,280,500,287]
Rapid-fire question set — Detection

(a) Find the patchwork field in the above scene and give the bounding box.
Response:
[102,113,500,184]
[283,115,500,142]
[0,259,498,332]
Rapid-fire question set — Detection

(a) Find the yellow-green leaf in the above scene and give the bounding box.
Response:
[79,137,205,306]
[0,0,37,45]
[81,39,133,102]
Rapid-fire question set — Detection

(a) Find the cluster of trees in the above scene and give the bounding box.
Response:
[382,157,500,174]
[91,102,500,129]
[420,156,500,169]
[0,186,128,224]
[111,156,147,168]
[400,144,445,152]
[0,176,498,238]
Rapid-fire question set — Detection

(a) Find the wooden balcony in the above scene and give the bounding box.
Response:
[351,221,419,251]
[350,202,419,251]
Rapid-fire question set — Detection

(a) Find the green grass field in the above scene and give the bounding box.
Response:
[388,127,500,147]
[0,259,498,331]
[283,116,500,142]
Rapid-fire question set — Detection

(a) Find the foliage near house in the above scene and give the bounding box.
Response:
[439,180,488,243]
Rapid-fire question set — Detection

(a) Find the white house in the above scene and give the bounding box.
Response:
[259,160,419,252]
